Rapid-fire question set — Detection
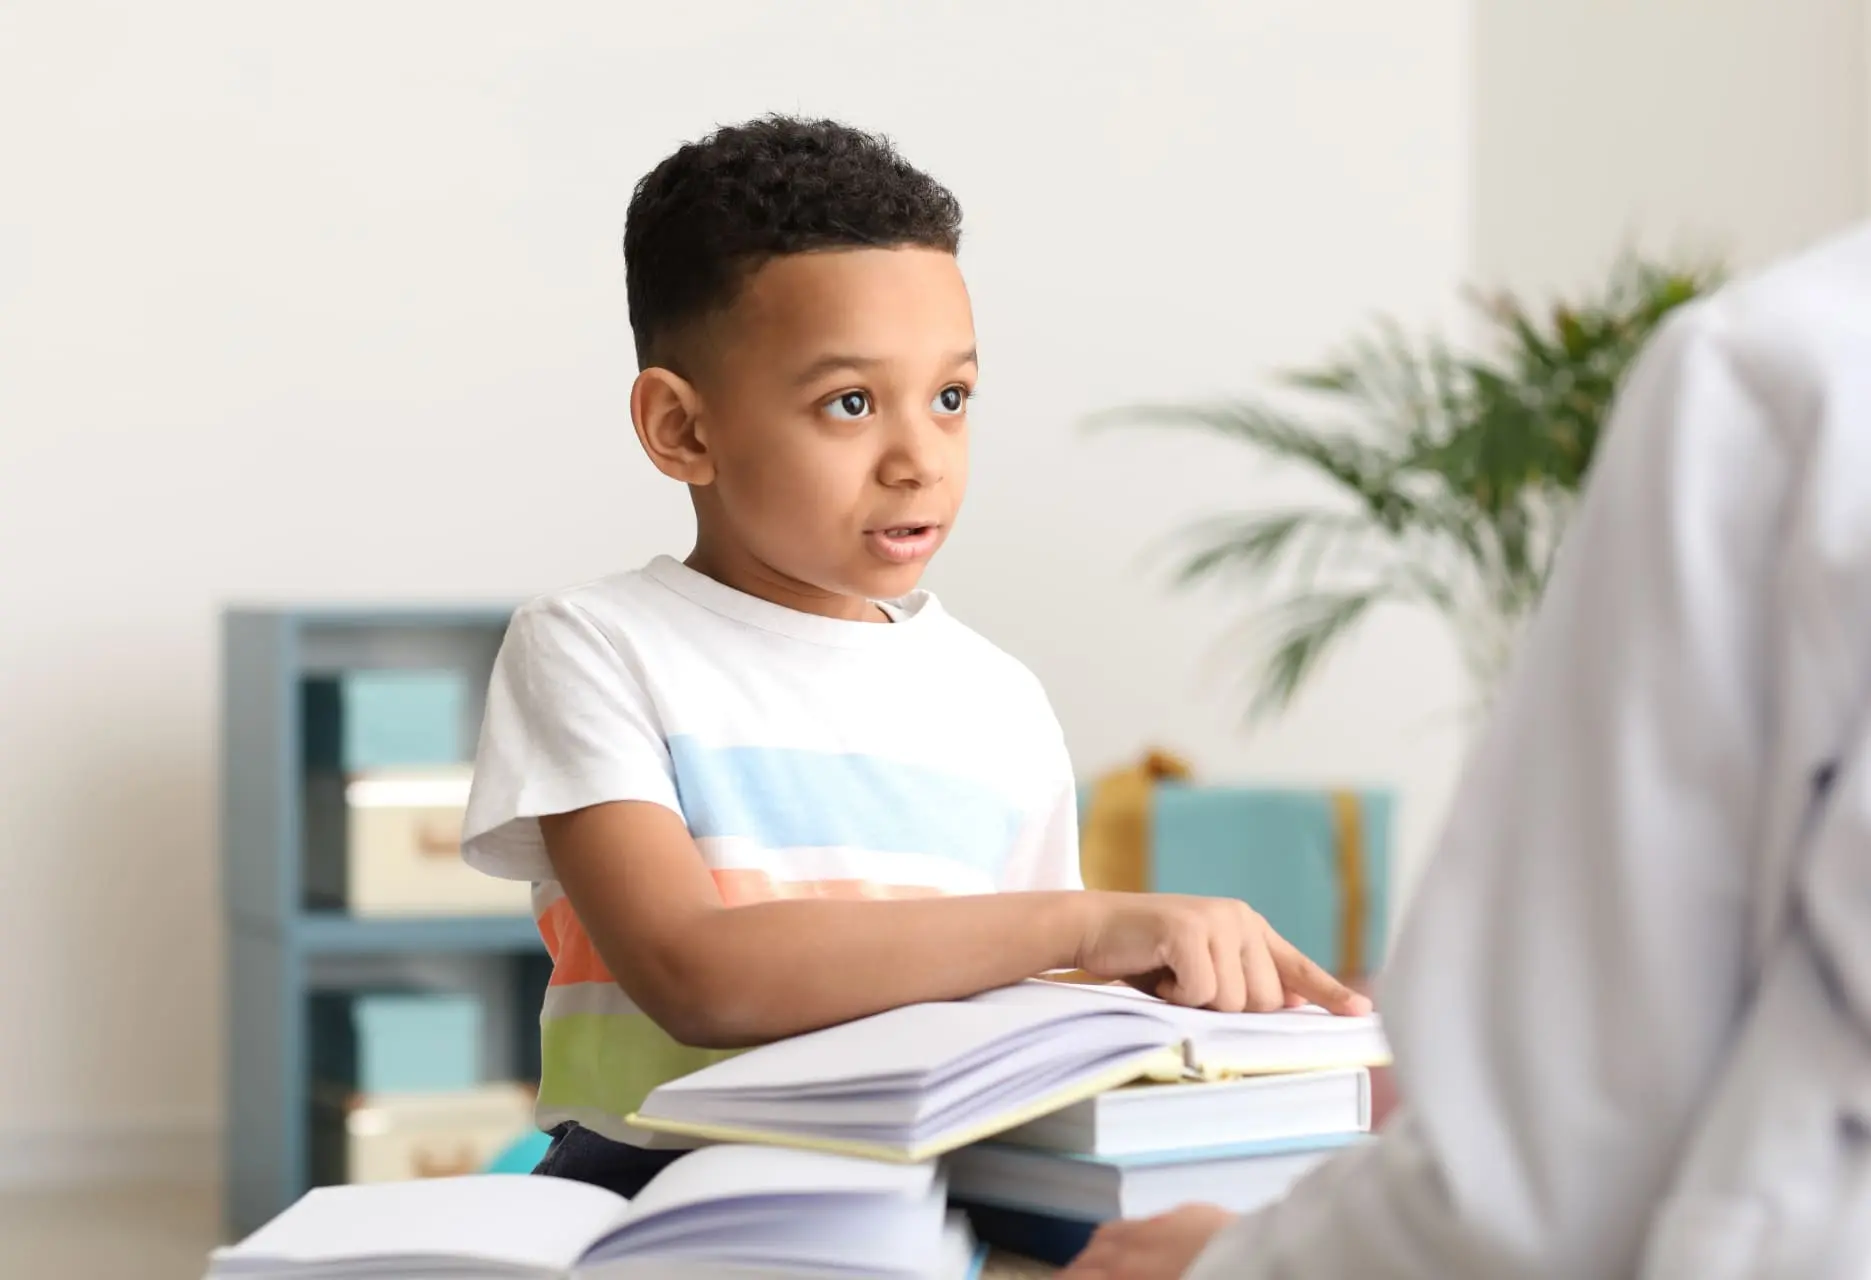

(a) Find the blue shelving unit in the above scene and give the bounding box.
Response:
[221,606,548,1237]
[294,912,550,954]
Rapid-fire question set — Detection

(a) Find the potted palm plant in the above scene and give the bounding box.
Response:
[1099,258,1718,719]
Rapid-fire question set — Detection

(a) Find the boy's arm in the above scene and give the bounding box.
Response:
[541,799,1365,1048]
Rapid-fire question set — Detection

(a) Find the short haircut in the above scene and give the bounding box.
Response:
[623,115,963,369]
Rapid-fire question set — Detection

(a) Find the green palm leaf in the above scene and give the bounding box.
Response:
[1097,255,1719,720]
[1249,588,1385,718]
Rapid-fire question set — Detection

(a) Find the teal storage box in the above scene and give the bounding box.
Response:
[309,991,482,1093]
[1149,785,1391,977]
[303,669,467,771]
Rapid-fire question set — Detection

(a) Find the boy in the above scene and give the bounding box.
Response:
[461,116,1366,1198]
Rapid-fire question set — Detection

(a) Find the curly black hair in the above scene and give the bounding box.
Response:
[623,115,963,370]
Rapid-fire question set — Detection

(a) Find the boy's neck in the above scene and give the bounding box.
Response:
[683,539,891,624]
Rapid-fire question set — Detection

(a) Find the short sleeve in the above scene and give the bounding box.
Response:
[461,597,683,882]
[998,731,1084,892]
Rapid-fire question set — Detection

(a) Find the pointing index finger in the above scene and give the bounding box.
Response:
[1271,933,1372,1016]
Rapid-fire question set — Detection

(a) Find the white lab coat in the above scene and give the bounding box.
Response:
[1187,224,1871,1279]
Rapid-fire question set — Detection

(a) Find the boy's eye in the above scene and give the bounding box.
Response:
[932,385,970,415]
[825,391,872,421]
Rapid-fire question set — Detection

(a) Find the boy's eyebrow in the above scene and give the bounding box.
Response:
[791,348,979,388]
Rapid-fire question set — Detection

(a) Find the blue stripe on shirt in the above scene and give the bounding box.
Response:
[666,735,1022,875]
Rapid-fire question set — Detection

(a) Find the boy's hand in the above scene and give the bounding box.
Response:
[1075,892,1372,1015]
[1059,1204,1236,1279]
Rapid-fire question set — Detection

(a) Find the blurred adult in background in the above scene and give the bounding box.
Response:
[1068,226,1871,1279]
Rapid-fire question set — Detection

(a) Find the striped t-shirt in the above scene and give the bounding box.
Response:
[461,556,1082,1145]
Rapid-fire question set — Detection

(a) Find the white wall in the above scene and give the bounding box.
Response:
[1474,0,1868,293]
[0,1,1473,1162]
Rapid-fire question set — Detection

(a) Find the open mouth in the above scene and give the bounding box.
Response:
[865,524,943,563]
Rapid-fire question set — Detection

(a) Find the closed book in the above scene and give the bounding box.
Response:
[997,1066,1370,1157]
[946,1132,1366,1224]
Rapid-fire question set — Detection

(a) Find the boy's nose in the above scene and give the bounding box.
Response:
[878,420,946,488]
[880,457,937,490]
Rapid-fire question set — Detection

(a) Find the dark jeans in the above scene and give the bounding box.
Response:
[531,1123,686,1198]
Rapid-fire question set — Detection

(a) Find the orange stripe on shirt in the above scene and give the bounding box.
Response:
[538,873,951,986]
[708,869,948,907]
[537,895,615,987]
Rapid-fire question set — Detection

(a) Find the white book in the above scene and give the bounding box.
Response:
[996,1067,1371,1157]
[968,980,1389,1078]
[205,1145,980,1280]
[628,980,1388,1162]
[946,1133,1368,1224]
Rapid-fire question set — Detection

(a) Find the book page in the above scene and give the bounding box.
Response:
[981,977,1380,1034]
[624,1144,936,1222]
[644,1001,1090,1097]
[210,1175,628,1273]
[974,978,1389,1073]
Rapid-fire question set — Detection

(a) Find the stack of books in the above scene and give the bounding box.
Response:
[622,979,1386,1267]
[209,980,1386,1277]
[943,993,1377,1262]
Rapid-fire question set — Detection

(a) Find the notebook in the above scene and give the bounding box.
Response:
[626,980,1387,1162]
[204,1145,981,1280]
[996,1066,1371,1157]
[946,1132,1367,1224]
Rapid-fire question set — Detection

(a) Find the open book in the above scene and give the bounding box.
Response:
[205,1145,979,1280]
[971,980,1389,1078]
[627,980,1387,1162]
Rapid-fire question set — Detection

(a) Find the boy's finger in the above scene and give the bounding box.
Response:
[1240,934,1286,1012]
[1208,935,1247,1012]
[1159,934,1218,1008]
[1272,932,1372,1015]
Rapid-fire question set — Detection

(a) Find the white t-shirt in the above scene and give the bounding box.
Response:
[461,555,1081,1140]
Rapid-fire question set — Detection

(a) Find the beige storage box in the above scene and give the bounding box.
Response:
[304,765,532,916]
[311,1082,538,1184]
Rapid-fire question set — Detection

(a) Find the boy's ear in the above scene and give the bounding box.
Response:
[631,367,715,485]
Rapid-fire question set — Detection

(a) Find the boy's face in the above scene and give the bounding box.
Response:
[645,247,975,617]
